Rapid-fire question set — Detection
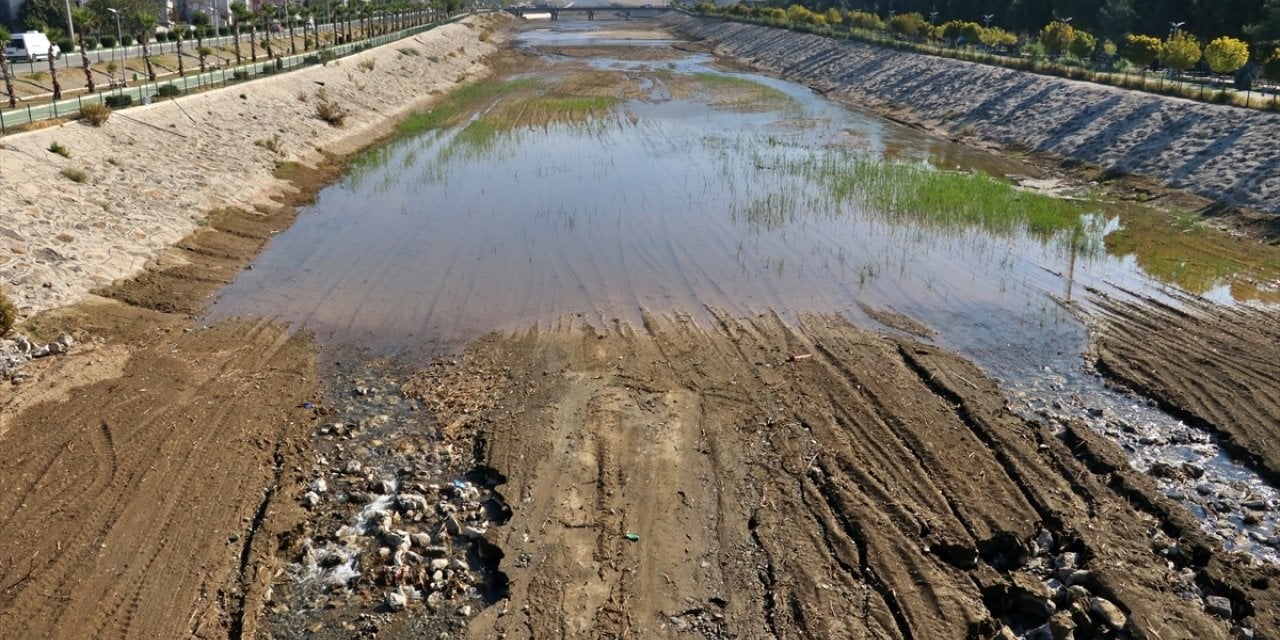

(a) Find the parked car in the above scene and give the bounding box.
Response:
[4,31,54,61]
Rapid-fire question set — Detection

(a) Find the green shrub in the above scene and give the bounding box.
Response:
[85,36,98,49]
[100,34,116,48]
[121,34,135,46]
[49,141,70,157]
[0,293,15,336]
[157,84,181,98]
[79,102,111,125]
[233,70,249,80]
[104,94,133,108]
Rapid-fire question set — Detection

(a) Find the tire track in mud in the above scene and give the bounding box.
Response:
[1090,288,1280,486]
[0,203,320,640]
[449,312,1278,639]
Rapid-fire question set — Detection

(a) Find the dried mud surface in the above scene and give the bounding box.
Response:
[431,313,1280,639]
[1093,291,1280,485]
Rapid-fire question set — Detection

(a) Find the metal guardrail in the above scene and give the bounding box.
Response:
[0,12,472,134]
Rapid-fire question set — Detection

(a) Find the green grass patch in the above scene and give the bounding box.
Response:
[688,72,800,113]
[1105,205,1280,301]
[398,77,543,136]
[786,154,1096,249]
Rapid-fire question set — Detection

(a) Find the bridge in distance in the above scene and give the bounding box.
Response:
[506,3,671,19]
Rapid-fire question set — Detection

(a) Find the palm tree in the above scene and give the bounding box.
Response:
[240,2,259,61]
[0,26,16,107]
[259,4,276,59]
[197,46,212,73]
[174,22,186,77]
[285,0,297,54]
[230,2,250,64]
[71,8,97,93]
[192,11,210,71]
[44,27,64,100]
[135,10,157,81]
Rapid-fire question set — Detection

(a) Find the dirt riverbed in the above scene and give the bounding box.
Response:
[2,17,1280,640]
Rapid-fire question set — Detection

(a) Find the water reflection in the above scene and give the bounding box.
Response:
[209,24,1278,364]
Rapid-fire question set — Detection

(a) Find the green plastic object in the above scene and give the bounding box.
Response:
[624,533,640,542]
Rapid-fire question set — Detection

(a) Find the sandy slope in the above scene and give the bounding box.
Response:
[0,14,507,321]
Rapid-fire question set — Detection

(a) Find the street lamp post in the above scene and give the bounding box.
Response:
[983,13,994,29]
[107,7,123,85]
[63,0,76,51]
[1169,21,1186,37]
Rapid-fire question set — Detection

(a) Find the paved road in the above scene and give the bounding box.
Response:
[0,14,466,132]
[2,18,420,74]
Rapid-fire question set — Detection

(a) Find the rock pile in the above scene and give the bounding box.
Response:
[297,468,501,615]
[1,332,73,382]
[262,356,512,638]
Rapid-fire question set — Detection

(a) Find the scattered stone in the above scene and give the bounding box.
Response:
[1205,595,1233,618]
[344,460,363,474]
[1089,597,1127,630]
[302,491,322,508]
[310,478,328,494]
[462,525,487,539]
[386,591,408,611]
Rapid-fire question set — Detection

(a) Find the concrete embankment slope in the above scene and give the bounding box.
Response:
[0,15,505,319]
[663,14,1280,216]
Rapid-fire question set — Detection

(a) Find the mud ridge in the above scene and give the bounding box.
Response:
[439,313,1274,639]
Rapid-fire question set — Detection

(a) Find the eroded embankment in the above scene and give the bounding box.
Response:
[0,14,506,320]
[450,314,1280,640]
[662,14,1280,219]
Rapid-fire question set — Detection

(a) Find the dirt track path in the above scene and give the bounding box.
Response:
[452,313,1277,639]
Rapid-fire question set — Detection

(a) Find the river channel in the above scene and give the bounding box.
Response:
[207,20,1280,565]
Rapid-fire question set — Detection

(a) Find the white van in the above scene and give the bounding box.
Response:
[4,31,54,62]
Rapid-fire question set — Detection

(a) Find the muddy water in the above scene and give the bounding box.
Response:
[209,23,1280,561]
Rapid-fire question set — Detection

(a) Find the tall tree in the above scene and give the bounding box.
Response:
[135,9,156,81]
[174,22,186,77]
[260,4,276,59]
[46,30,62,100]
[192,10,210,70]
[230,1,248,65]
[1247,0,1280,49]
[232,1,253,63]
[71,7,98,93]
[0,26,16,108]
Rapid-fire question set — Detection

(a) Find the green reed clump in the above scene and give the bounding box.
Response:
[788,154,1096,249]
